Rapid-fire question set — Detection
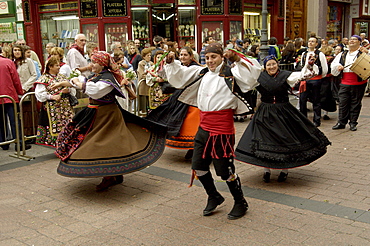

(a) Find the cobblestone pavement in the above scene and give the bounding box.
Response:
[1,96,370,245]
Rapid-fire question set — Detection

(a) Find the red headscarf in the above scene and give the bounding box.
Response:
[91,51,124,84]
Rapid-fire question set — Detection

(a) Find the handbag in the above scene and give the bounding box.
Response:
[61,93,79,107]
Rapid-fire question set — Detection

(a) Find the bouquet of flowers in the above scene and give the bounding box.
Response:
[68,69,81,80]
[125,68,137,81]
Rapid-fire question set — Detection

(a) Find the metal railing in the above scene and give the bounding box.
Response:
[279,63,295,71]
[0,93,38,161]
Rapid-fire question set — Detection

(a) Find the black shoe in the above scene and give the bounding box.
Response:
[313,122,320,127]
[14,144,31,151]
[184,149,193,160]
[349,123,357,131]
[203,194,225,216]
[239,117,245,122]
[115,175,124,184]
[277,172,288,182]
[228,199,249,220]
[323,115,330,120]
[263,172,271,183]
[1,144,9,150]
[332,123,345,130]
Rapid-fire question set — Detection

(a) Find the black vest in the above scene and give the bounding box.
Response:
[338,50,363,82]
[302,49,323,75]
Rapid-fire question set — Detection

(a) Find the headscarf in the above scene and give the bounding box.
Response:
[205,42,223,56]
[91,51,124,83]
[263,55,278,68]
[351,35,361,42]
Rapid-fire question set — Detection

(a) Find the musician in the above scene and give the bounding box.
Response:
[331,35,370,131]
[299,36,328,127]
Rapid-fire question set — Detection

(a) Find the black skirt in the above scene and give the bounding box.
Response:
[235,101,331,169]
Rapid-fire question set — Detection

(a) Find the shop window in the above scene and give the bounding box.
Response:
[131,7,150,46]
[202,21,223,44]
[178,7,196,48]
[327,5,343,40]
[178,0,195,5]
[81,24,99,44]
[104,23,128,53]
[131,0,149,5]
[40,11,79,61]
[354,22,369,36]
[230,21,242,40]
[243,11,270,44]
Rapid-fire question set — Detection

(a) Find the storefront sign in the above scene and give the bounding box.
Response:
[229,0,242,15]
[39,4,58,12]
[103,0,126,17]
[350,0,360,18]
[152,0,175,3]
[329,0,352,2]
[60,2,78,10]
[80,0,98,18]
[0,1,15,15]
[201,0,224,15]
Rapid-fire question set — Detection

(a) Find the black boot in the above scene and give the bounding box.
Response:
[226,176,249,220]
[197,172,225,216]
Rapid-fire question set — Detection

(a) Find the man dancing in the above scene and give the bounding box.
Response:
[164,43,261,220]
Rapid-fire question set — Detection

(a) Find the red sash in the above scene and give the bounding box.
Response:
[342,72,367,86]
[199,109,235,159]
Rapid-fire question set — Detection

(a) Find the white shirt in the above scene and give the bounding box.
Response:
[164,59,261,114]
[66,48,90,78]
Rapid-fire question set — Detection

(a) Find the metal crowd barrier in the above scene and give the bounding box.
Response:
[0,93,37,161]
[279,63,295,71]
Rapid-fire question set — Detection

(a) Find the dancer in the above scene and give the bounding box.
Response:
[51,51,166,191]
[164,43,261,220]
[235,55,331,182]
[146,47,201,159]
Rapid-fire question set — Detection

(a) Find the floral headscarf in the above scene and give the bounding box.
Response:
[91,51,124,84]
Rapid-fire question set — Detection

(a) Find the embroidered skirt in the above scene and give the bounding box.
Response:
[55,103,166,178]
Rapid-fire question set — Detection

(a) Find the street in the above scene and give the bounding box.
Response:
[1,96,370,245]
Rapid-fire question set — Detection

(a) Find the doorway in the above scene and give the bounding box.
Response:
[151,7,176,41]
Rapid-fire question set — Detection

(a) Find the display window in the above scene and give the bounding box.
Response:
[104,23,128,52]
[354,21,369,36]
[327,5,343,40]
[243,11,270,44]
[202,21,223,44]
[131,7,150,46]
[230,21,242,40]
[40,11,79,60]
[178,7,196,48]
[81,23,99,44]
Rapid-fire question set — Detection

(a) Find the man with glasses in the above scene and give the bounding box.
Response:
[66,34,92,78]
[331,35,370,131]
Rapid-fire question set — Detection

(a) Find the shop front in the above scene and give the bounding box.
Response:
[326,0,352,41]
[23,0,284,62]
[349,0,370,39]
[0,0,17,47]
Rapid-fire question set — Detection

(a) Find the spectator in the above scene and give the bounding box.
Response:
[50,47,72,78]
[268,37,281,60]
[66,34,92,78]
[45,42,56,59]
[16,39,42,71]
[0,52,24,150]
[199,36,215,65]
[24,45,41,80]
